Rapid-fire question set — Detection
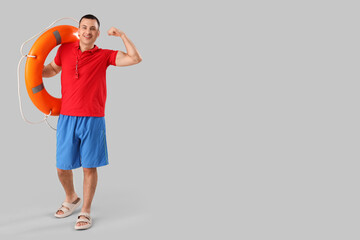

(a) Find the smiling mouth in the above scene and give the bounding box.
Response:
[83,35,92,39]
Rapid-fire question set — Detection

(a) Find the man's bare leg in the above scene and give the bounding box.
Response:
[76,167,98,227]
[56,168,79,215]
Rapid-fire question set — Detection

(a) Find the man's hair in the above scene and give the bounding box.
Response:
[79,14,100,29]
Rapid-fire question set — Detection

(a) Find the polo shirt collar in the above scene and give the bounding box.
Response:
[74,40,99,53]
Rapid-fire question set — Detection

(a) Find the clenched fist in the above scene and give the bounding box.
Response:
[107,27,125,37]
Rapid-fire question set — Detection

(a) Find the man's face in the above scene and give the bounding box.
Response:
[78,18,100,46]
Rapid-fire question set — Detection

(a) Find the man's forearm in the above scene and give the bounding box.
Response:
[120,33,142,62]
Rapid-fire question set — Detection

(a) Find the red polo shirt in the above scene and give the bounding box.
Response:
[54,40,118,117]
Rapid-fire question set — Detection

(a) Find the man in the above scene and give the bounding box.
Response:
[42,14,142,230]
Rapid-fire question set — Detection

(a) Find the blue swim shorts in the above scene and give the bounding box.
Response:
[56,115,109,170]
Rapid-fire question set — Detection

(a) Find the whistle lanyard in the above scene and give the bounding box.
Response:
[75,49,80,79]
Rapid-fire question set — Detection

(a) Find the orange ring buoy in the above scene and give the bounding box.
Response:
[25,25,79,116]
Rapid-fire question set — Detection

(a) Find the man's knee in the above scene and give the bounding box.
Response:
[57,168,72,177]
[83,167,97,175]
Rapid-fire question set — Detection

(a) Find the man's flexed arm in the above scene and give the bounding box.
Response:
[107,27,142,67]
[42,60,62,78]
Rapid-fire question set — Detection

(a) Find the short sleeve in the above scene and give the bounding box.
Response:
[107,50,118,66]
[54,45,63,66]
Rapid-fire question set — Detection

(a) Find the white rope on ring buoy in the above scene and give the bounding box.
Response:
[17,17,79,131]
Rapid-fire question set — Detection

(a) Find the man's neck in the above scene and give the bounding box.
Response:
[79,42,95,52]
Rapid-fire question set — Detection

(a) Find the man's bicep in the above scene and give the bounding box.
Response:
[50,60,62,73]
[115,51,138,67]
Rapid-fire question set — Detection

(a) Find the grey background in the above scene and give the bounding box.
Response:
[0,0,359,239]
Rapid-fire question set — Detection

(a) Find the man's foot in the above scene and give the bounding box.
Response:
[54,197,81,218]
[75,212,92,230]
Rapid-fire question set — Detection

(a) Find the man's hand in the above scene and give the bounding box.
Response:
[107,27,125,37]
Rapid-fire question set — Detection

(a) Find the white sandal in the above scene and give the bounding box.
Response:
[75,212,92,230]
[54,197,81,218]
